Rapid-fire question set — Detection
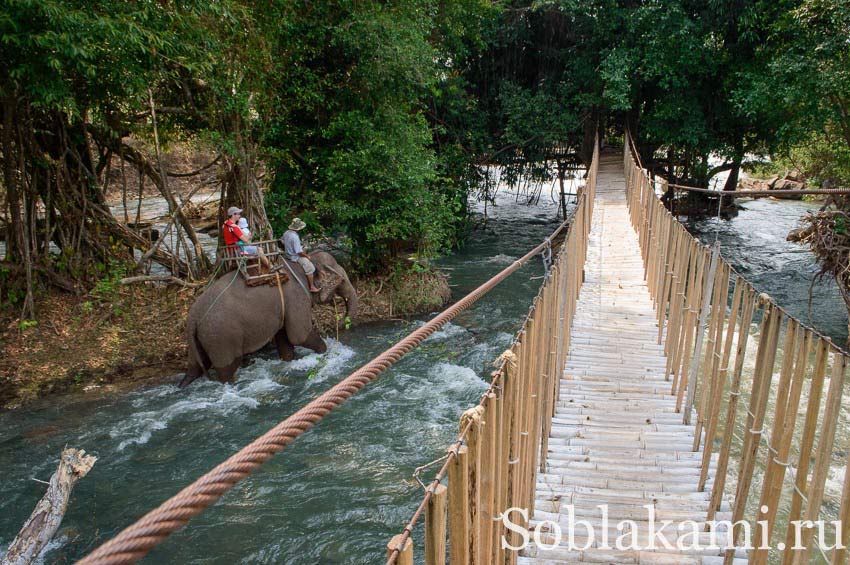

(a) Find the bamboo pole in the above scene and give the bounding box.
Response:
[676,242,707,410]
[727,301,782,560]
[789,351,847,565]
[387,535,413,565]
[698,278,743,490]
[479,393,496,564]
[449,444,470,565]
[461,406,484,564]
[492,373,506,565]
[516,318,534,524]
[694,263,730,449]
[707,287,757,521]
[526,303,545,515]
[683,242,720,424]
[658,226,681,347]
[663,226,682,354]
[832,430,850,564]
[781,338,829,564]
[750,320,807,565]
[665,231,689,379]
[425,483,447,565]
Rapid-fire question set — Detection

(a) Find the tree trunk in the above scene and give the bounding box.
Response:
[1,448,96,565]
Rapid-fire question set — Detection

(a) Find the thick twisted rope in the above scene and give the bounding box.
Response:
[77,221,569,565]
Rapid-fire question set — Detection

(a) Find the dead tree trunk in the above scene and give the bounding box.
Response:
[1,448,97,565]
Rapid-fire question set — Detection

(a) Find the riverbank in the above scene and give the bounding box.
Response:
[0,268,451,409]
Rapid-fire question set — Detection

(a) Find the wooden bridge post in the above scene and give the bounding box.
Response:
[448,445,469,565]
[661,228,685,354]
[788,351,847,565]
[526,306,544,515]
[665,232,690,381]
[694,263,730,445]
[425,483,447,565]
[752,322,810,564]
[780,338,829,564]
[672,240,703,404]
[492,373,507,565]
[698,277,743,490]
[832,413,850,563]
[707,286,756,521]
[683,242,719,424]
[463,406,484,564]
[503,347,521,565]
[727,302,782,559]
[479,393,497,564]
[387,535,413,565]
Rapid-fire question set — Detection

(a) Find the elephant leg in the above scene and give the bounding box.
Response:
[274,329,295,361]
[178,366,203,389]
[216,356,242,384]
[301,327,327,354]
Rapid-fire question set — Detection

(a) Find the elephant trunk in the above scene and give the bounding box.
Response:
[339,279,358,319]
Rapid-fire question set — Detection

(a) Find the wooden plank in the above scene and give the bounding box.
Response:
[448,445,470,565]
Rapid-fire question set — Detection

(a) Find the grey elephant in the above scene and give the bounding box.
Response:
[178,251,357,388]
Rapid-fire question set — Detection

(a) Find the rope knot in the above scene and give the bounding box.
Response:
[459,405,485,434]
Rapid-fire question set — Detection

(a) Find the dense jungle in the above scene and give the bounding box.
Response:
[2,0,850,562]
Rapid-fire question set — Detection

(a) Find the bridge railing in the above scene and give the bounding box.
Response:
[624,131,850,564]
[385,137,599,565]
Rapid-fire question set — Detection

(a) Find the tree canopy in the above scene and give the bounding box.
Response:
[2,0,848,315]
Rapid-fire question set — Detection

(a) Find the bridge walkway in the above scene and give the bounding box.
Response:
[520,154,747,564]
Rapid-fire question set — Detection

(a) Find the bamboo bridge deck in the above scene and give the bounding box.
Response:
[521,155,747,564]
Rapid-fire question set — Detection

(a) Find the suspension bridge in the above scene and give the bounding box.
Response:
[76,135,850,564]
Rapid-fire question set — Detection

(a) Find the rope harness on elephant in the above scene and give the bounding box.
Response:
[281,258,311,297]
[274,271,285,323]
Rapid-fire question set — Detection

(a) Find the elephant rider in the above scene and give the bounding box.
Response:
[282,217,321,293]
[222,206,270,269]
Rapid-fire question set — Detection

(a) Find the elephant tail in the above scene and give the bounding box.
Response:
[179,324,211,389]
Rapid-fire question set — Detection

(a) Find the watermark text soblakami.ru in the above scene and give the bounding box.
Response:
[501,505,843,552]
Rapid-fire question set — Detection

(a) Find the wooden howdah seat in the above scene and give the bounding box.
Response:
[217,239,290,287]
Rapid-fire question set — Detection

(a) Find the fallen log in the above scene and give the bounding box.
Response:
[120,274,205,288]
[1,448,97,565]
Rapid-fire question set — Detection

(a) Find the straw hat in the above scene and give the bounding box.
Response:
[289,217,306,231]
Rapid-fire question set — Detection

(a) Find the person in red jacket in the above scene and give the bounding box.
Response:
[222,206,270,269]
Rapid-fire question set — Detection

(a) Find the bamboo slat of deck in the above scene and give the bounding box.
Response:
[522,155,747,564]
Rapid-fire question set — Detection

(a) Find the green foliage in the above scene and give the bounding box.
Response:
[263,0,482,272]
[90,260,128,302]
[18,319,38,331]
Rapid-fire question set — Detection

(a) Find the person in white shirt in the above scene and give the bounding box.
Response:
[281,218,320,293]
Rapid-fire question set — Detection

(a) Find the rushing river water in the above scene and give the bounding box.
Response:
[2,183,848,564]
[0,184,567,563]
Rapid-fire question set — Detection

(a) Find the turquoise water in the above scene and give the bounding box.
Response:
[0,187,565,564]
[2,187,844,564]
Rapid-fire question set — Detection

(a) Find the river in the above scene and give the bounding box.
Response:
[1,184,846,563]
[0,181,567,563]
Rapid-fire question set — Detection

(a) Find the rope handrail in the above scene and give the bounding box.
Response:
[385,222,572,564]
[385,133,600,564]
[625,131,850,357]
[78,204,573,565]
[625,133,850,196]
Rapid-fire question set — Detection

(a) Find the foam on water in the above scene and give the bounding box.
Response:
[423,321,468,342]
[109,363,291,451]
[283,338,357,382]
[486,253,517,265]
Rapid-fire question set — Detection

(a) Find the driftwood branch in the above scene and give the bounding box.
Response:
[120,275,205,288]
[1,448,97,565]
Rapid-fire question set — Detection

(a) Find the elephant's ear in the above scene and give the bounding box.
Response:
[317,268,342,303]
